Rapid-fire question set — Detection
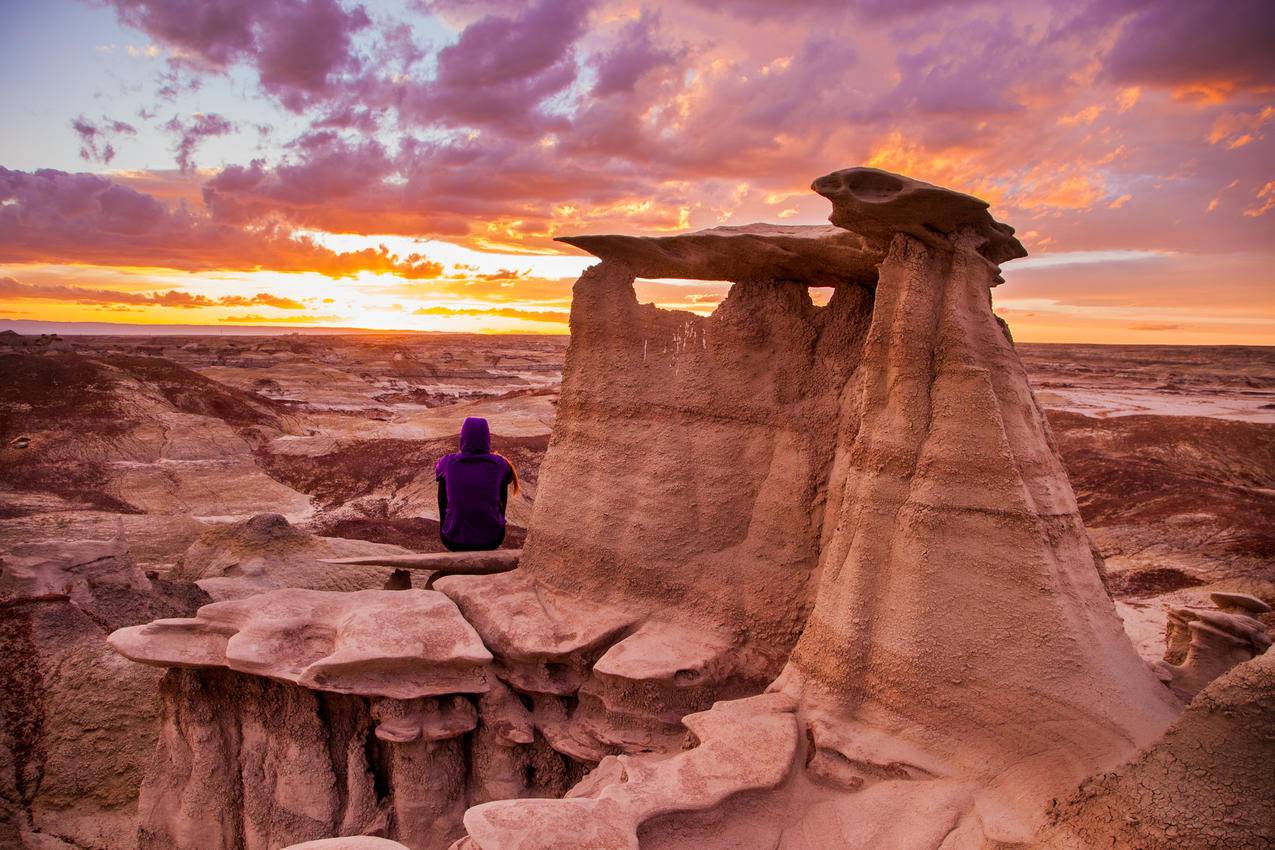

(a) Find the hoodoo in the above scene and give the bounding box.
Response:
[106,169,1263,850]
[456,167,1183,849]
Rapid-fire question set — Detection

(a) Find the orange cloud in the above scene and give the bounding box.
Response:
[413,305,569,324]
[0,276,305,310]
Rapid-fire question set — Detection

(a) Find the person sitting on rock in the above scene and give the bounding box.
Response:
[434,416,520,551]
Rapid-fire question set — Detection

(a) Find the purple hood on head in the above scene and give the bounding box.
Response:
[459,417,491,453]
[435,416,510,547]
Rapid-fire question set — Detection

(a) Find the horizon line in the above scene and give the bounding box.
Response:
[2,317,1272,349]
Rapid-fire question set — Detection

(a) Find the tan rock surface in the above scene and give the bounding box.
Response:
[170,512,410,599]
[768,223,1180,840]
[130,662,585,849]
[460,693,801,850]
[512,263,871,688]
[109,588,492,699]
[1036,650,1275,850]
[451,168,1182,849]
[557,224,880,285]
[812,166,1026,265]
[0,539,208,850]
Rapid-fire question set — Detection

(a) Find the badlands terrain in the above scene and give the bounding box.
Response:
[1,257,1272,848]
[1,331,1270,617]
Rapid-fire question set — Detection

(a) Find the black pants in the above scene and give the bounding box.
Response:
[440,527,505,552]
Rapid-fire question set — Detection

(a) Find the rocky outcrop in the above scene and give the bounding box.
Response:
[1036,650,1275,850]
[1154,591,1271,699]
[0,539,209,850]
[170,513,410,599]
[107,588,589,850]
[109,588,493,697]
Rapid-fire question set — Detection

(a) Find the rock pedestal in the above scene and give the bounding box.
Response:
[450,170,1182,849]
[109,588,591,850]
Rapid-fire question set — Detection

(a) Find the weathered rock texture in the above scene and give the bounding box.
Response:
[170,512,410,600]
[0,539,209,850]
[110,168,1266,850]
[451,169,1184,848]
[1153,591,1271,699]
[109,588,493,698]
[108,589,591,849]
[1036,650,1275,850]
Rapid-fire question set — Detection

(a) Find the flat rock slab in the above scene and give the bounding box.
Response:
[435,569,638,666]
[321,550,521,573]
[282,840,410,850]
[557,224,881,285]
[108,588,492,699]
[592,620,736,686]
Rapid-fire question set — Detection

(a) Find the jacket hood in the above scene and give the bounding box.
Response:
[459,417,491,453]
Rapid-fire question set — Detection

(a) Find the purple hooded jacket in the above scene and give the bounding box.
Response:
[434,417,512,548]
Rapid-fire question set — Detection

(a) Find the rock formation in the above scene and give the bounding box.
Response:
[452,167,1182,849]
[0,538,208,850]
[107,168,1266,850]
[170,513,410,599]
[106,589,586,849]
[1154,591,1271,699]
[1036,649,1274,850]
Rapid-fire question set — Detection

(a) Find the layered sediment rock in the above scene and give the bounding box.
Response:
[0,539,208,850]
[111,167,1264,850]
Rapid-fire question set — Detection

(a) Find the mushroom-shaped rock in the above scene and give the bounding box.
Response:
[1155,604,1271,700]
[109,588,492,699]
[812,166,1027,265]
[556,224,881,285]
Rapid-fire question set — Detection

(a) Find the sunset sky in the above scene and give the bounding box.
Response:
[1,0,1272,342]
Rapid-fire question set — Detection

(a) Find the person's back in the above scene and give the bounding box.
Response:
[434,417,516,551]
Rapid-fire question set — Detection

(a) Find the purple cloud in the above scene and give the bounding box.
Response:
[163,113,235,171]
[101,0,371,109]
[397,0,592,134]
[1104,0,1275,92]
[71,116,138,164]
